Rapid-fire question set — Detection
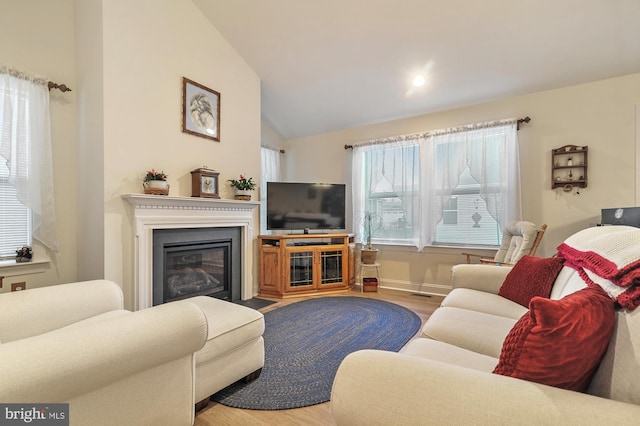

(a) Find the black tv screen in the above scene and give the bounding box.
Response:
[601,207,640,227]
[266,182,346,231]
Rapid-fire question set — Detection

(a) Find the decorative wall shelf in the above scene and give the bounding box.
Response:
[552,145,588,191]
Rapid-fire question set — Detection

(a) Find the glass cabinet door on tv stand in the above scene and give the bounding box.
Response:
[258,234,355,298]
[288,249,314,288]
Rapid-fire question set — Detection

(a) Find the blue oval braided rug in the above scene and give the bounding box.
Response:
[210,296,421,410]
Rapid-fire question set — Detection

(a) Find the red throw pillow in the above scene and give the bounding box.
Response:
[498,256,565,307]
[493,285,615,392]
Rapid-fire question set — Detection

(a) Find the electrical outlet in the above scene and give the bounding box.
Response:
[11,282,26,292]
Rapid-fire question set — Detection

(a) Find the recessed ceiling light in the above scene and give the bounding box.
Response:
[412,75,426,87]
[405,62,433,97]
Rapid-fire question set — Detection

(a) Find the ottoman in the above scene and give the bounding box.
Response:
[186,296,265,405]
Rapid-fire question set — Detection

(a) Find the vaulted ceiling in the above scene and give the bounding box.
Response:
[194,0,640,139]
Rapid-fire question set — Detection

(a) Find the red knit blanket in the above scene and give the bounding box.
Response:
[557,226,640,310]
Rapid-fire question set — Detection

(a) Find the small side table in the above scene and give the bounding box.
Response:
[359,262,380,293]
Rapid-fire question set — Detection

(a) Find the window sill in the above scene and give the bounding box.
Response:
[0,258,50,277]
[370,242,499,254]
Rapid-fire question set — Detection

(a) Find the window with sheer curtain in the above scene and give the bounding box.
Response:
[352,140,421,246]
[260,146,282,233]
[352,120,520,250]
[0,67,58,259]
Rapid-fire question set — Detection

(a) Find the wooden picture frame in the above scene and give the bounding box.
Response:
[182,77,221,142]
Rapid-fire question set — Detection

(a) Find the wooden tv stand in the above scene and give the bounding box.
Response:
[258,234,355,298]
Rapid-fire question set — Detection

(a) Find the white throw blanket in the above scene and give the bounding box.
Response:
[557,225,640,310]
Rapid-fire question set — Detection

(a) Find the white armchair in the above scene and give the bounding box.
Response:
[0,280,208,426]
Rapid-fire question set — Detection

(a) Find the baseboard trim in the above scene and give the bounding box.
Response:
[375,278,451,297]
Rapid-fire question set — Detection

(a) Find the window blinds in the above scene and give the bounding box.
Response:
[0,159,31,258]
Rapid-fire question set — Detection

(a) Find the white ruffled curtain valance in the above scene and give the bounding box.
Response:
[0,66,58,252]
[352,118,520,147]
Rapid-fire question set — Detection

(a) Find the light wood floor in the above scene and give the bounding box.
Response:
[194,288,443,426]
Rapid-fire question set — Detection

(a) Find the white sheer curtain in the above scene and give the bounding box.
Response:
[352,140,421,246]
[260,146,282,232]
[0,67,58,252]
[421,122,520,247]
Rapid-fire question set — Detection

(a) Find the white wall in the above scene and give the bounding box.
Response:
[1,1,261,307]
[94,0,261,308]
[261,119,285,151]
[75,0,105,282]
[0,0,78,292]
[285,73,640,295]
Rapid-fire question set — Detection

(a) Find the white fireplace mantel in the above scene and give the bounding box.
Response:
[123,194,260,310]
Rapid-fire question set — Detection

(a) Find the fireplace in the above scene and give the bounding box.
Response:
[152,227,241,305]
[123,194,259,311]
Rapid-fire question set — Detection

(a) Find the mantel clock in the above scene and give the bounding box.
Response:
[191,167,220,198]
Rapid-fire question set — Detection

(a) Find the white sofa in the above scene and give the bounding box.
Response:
[0,279,265,425]
[332,231,640,425]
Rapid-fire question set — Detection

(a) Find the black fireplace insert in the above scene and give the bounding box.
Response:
[152,227,241,305]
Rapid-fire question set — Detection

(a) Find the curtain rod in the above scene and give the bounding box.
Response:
[47,81,72,93]
[261,145,285,154]
[344,116,531,150]
[516,116,530,130]
[1,66,71,93]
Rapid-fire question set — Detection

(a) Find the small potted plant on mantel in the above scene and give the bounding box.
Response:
[228,174,256,200]
[360,212,379,264]
[143,169,169,195]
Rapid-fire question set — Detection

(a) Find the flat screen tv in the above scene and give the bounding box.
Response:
[266,182,346,231]
[601,207,640,227]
